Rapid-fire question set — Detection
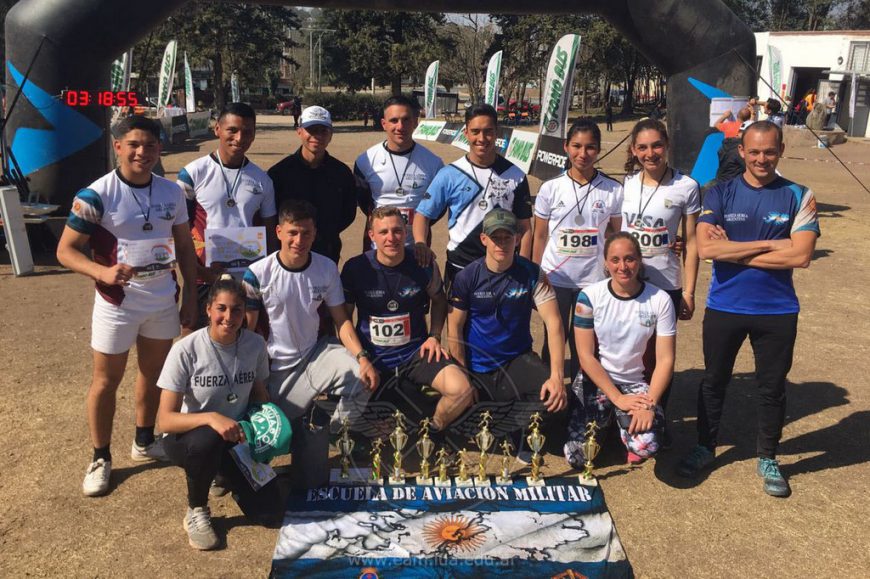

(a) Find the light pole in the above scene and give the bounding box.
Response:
[301,27,334,92]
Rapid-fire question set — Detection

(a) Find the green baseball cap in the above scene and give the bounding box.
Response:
[482,207,518,236]
[239,402,292,463]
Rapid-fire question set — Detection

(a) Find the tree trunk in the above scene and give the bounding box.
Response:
[391,76,402,96]
[581,71,588,114]
[212,51,225,111]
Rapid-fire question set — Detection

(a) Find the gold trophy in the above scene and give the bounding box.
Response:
[525,412,546,487]
[330,417,357,484]
[579,421,601,485]
[388,410,408,485]
[370,437,384,484]
[495,439,514,486]
[434,447,452,487]
[473,411,495,486]
[416,418,435,485]
[455,448,473,487]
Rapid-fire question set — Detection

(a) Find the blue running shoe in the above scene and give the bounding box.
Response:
[758,457,791,497]
[676,445,715,478]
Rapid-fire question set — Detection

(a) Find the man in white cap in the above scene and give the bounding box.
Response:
[268,105,358,264]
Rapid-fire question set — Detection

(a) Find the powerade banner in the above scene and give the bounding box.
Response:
[184,52,195,113]
[425,60,440,119]
[413,120,446,142]
[495,127,513,156]
[505,130,538,174]
[484,51,503,108]
[157,40,177,111]
[539,34,581,139]
[438,122,464,145]
[531,135,568,181]
[271,477,631,578]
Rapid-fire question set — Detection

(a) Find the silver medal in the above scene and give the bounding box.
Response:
[395,187,405,196]
[634,218,644,228]
[574,214,585,225]
[387,299,399,312]
[226,199,236,208]
[142,222,153,231]
[227,392,238,403]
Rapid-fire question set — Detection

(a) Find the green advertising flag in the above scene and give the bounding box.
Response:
[539,34,581,139]
[184,52,195,112]
[424,60,439,119]
[485,51,503,108]
[157,40,178,111]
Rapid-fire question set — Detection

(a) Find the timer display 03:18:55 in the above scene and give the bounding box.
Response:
[62,90,140,107]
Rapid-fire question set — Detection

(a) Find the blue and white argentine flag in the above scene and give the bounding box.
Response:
[271,477,631,578]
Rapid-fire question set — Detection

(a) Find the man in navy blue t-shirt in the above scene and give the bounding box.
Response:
[448,208,567,426]
[678,121,820,497]
[341,206,473,432]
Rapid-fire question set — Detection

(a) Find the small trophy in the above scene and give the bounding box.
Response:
[473,411,495,486]
[434,447,452,487]
[579,421,601,485]
[525,412,546,487]
[370,437,384,484]
[388,410,408,485]
[416,418,435,485]
[455,448,473,487]
[495,439,514,486]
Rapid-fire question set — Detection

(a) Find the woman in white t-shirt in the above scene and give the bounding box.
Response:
[532,118,623,380]
[157,275,274,551]
[621,118,700,445]
[565,232,676,468]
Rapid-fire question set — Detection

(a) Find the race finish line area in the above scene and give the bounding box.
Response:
[270,478,630,578]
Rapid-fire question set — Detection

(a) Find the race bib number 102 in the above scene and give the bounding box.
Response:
[369,313,411,346]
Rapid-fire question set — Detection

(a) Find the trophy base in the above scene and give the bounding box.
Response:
[434,477,452,487]
[494,476,512,486]
[472,476,491,487]
[329,468,373,485]
[416,476,434,486]
[388,476,407,486]
[578,474,599,486]
[525,476,546,487]
[454,477,474,488]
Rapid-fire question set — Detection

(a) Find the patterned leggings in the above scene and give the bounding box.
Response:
[563,377,664,469]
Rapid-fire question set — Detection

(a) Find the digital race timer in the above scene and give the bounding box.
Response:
[61,90,141,107]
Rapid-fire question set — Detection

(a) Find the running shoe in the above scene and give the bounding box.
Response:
[184,506,220,550]
[757,457,791,497]
[676,445,715,477]
[82,459,111,497]
[131,438,168,462]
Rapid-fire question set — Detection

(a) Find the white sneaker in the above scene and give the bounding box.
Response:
[131,438,169,462]
[184,506,220,550]
[82,459,111,497]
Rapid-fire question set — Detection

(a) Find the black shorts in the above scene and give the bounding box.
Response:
[472,351,548,403]
[378,351,455,390]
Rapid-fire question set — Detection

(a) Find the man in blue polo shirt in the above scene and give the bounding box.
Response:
[447,208,567,426]
[677,121,819,497]
[341,206,473,432]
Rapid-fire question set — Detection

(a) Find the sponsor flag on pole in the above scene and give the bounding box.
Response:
[539,34,581,139]
[424,60,439,119]
[184,52,196,113]
[157,39,178,114]
[110,50,132,93]
[484,50,503,108]
[231,71,240,103]
[768,45,784,100]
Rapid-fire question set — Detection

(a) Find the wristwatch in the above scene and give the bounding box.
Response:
[428,332,441,341]
[355,349,370,361]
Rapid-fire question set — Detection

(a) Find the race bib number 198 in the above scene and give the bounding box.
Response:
[555,228,598,256]
[369,313,411,346]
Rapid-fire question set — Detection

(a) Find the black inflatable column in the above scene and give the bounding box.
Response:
[4,0,185,211]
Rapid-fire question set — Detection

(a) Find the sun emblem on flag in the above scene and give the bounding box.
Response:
[422,515,486,552]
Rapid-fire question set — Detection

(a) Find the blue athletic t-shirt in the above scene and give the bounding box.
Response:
[341,251,442,372]
[698,175,819,315]
[449,256,555,372]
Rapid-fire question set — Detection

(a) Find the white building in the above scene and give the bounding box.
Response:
[755,30,870,138]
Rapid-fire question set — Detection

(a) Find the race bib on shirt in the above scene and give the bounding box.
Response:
[628,224,669,257]
[369,313,411,346]
[555,228,598,256]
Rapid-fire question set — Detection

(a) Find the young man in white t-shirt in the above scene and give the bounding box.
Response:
[242,200,378,486]
[57,116,199,497]
[177,102,277,327]
[354,95,444,252]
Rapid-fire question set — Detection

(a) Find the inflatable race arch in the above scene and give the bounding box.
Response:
[4,0,755,210]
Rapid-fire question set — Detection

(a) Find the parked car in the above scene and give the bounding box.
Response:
[276,99,298,115]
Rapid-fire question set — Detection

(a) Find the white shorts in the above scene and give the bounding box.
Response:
[91,293,180,355]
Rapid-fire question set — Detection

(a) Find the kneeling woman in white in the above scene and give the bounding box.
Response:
[565,232,676,467]
[157,275,274,551]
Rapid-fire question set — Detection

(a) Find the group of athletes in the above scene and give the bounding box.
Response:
[57,94,819,550]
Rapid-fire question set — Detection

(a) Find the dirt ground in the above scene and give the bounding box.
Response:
[1,115,868,578]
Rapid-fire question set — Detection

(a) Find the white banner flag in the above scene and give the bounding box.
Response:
[157,40,178,114]
[768,45,784,99]
[231,71,240,103]
[424,60,439,119]
[110,50,133,93]
[539,34,581,139]
[184,53,196,113]
[484,51,503,108]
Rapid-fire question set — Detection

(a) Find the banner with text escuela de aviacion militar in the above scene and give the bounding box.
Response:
[485,51,503,108]
[271,477,631,578]
[539,34,581,140]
